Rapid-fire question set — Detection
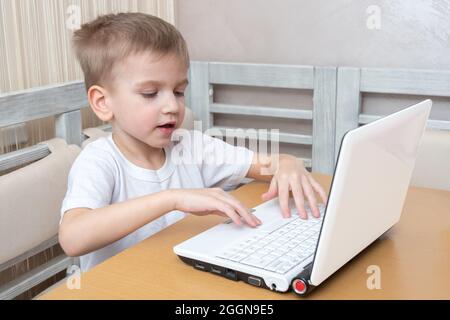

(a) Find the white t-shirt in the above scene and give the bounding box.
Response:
[61,130,254,271]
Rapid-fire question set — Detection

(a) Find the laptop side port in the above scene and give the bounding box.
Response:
[194,262,206,271]
[210,266,223,275]
[225,268,238,280]
[247,276,262,287]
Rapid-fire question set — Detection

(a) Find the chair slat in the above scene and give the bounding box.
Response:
[211,103,313,120]
[0,81,87,128]
[209,62,314,89]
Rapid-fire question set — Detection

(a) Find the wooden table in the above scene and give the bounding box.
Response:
[39,173,450,299]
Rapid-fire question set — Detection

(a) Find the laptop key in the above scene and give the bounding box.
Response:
[264,259,284,272]
[229,252,249,262]
[276,263,295,274]
[242,256,273,268]
[260,219,292,234]
[250,252,266,259]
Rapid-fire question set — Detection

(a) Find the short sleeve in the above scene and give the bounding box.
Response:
[175,130,254,190]
[60,147,116,222]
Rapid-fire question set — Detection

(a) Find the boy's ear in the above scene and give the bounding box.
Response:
[87,85,114,122]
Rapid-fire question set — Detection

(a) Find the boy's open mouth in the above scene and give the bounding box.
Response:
[157,122,176,129]
[156,122,177,135]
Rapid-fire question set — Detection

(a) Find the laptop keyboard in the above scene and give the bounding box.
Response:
[217,205,325,274]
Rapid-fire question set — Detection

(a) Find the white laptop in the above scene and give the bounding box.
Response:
[173,99,432,296]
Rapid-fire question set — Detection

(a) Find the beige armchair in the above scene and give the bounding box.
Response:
[0,139,81,299]
[411,129,450,191]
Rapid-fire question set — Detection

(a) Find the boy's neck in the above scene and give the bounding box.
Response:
[111,131,166,171]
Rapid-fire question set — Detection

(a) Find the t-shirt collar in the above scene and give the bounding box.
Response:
[107,134,175,182]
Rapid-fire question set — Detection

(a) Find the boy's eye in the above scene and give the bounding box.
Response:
[141,92,157,98]
[175,91,185,97]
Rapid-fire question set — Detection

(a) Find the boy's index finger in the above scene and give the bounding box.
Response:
[219,191,256,227]
[249,208,262,225]
[232,201,258,228]
[251,213,262,225]
[235,201,259,227]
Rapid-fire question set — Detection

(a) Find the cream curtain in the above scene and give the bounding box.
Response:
[0,0,175,154]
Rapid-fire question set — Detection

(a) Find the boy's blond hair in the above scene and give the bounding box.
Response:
[72,12,190,92]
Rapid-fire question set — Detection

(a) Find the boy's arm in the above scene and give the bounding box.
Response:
[59,190,175,257]
[59,188,260,257]
[246,153,328,219]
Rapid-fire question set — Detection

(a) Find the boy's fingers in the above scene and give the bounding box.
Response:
[215,193,259,227]
[290,181,308,219]
[278,180,290,218]
[216,201,242,226]
[207,210,228,218]
[251,213,262,225]
[308,175,328,205]
[233,202,259,227]
[220,192,258,226]
[262,178,277,201]
[301,175,320,218]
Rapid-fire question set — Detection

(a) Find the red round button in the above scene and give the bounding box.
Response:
[293,279,307,294]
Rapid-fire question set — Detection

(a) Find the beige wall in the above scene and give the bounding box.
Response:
[176,0,450,69]
[175,0,450,158]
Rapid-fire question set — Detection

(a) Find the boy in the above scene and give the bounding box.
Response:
[59,12,328,272]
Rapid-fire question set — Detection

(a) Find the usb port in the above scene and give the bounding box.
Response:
[247,276,262,287]
[194,263,206,271]
[211,266,222,275]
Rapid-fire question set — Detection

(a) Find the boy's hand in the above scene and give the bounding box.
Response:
[261,155,328,219]
[172,188,261,227]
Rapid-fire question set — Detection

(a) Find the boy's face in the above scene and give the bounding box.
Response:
[106,51,188,149]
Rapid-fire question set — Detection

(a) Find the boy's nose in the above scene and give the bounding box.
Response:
[162,94,180,113]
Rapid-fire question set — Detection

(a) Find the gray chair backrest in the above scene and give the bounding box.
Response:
[187,62,339,174]
[0,81,88,147]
